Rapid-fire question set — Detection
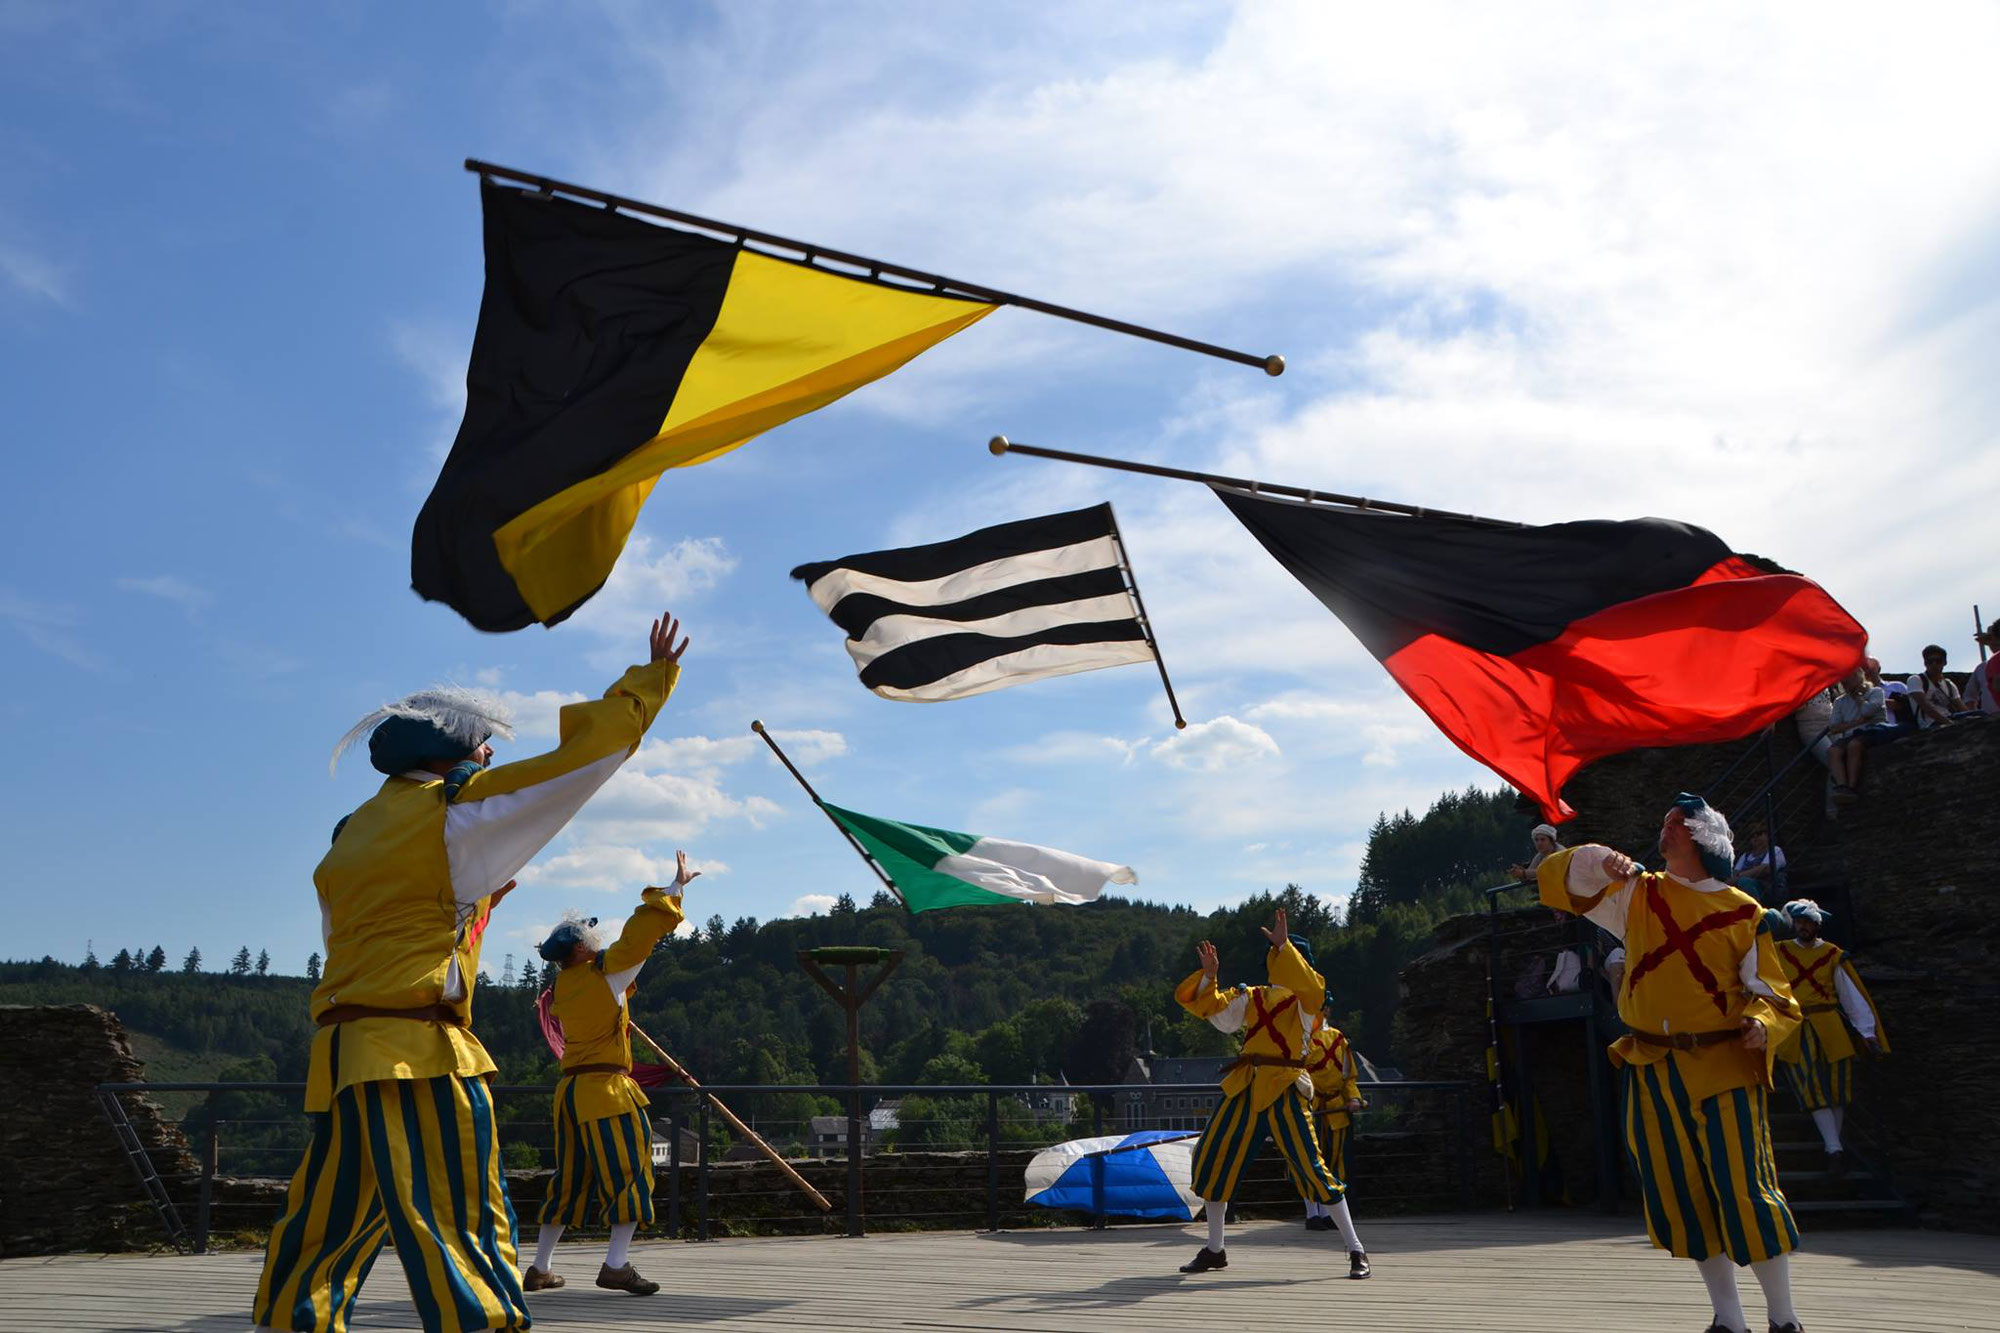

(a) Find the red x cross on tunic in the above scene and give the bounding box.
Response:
[1308,1032,1347,1076]
[1625,878,1760,1015]
[1787,948,1837,1001]
[1242,989,1290,1054]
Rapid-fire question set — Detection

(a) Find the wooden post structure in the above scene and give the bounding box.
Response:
[797,946,903,1237]
[464,161,1285,375]
[626,1019,833,1213]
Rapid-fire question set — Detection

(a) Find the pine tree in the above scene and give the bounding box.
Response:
[305,951,321,982]
[229,947,253,975]
[145,946,168,973]
[832,893,857,918]
[181,947,203,974]
[109,948,134,973]
[255,949,270,976]
[82,942,100,972]
[869,890,897,910]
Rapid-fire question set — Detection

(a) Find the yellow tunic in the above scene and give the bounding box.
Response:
[552,886,686,1123]
[1174,940,1324,1112]
[1538,846,1800,1105]
[305,660,679,1112]
[1775,939,1886,1065]
[1304,1022,1362,1129]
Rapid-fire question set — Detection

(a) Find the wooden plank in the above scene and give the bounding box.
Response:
[0,1215,1994,1331]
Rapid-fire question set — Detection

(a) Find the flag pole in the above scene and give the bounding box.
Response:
[750,720,905,905]
[1102,505,1187,730]
[464,160,1284,376]
[987,436,1526,530]
[1977,604,1988,662]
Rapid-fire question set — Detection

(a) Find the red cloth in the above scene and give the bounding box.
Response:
[536,987,677,1088]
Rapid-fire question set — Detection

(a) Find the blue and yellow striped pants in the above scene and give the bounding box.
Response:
[538,1079,655,1228]
[1779,1022,1854,1111]
[1190,1084,1343,1204]
[253,1073,528,1333]
[1313,1115,1350,1186]
[1624,1060,1798,1265]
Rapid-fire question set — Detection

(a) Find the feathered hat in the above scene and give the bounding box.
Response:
[331,685,515,777]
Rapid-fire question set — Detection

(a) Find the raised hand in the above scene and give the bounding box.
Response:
[1260,906,1290,947]
[1196,940,1219,979]
[650,611,691,664]
[674,850,701,890]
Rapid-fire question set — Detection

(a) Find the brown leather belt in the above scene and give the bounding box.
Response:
[316,1003,464,1028]
[561,1063,630,1077]
[1802,1002,1840,1014]
[1225,1054,1308,1074]
[1629,1028,1739,1051]
[1312,1094,1350,1112]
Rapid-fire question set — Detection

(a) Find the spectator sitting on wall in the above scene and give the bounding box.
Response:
[1791,683,1837,770]
[1908,644,1979,728]
[1508,824,1563,883]
[1733,824,1789,902]
[1826,665,1895,802]
[1964,621,2000,716]
[1866,657,1917,736]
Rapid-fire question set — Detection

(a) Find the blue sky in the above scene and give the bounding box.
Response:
[4,2,1997,977]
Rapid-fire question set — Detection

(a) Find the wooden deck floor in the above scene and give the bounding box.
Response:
[2,1214,1994,1332]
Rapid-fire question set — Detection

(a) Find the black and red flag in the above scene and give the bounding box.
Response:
[1214,486,1866,821]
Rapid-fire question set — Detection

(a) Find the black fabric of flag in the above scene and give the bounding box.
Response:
[790,504,1155,701]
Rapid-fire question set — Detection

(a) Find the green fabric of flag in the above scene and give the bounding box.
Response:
[819,803,1136,913]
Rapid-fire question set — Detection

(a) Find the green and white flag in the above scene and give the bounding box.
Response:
[821,802,1136,913]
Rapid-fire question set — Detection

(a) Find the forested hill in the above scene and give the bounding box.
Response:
[0,786,1531,1092]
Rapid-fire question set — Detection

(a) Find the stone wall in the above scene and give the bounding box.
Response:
[0,1004,195,1256]
[1395,717,2000,1231]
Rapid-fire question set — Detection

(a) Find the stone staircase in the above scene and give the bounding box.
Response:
[1768,1109,1911,1225]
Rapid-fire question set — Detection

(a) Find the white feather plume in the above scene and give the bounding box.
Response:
[330,684,517,774]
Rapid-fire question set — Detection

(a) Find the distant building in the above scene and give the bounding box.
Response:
[649,1124,704,1169]
[1117,1055,1230,1132]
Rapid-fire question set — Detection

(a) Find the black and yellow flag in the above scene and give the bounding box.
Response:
[413,182,995,630]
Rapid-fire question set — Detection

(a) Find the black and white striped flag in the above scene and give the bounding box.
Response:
[791,504,1166,703]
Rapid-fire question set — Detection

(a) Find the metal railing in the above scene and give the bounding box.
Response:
[98,1076,1477,1253]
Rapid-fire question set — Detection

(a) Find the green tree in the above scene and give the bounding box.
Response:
[255,950,270,977]
[305,951,321,982]
[109,948,133,973]
[181,947,203,974]
[145,946,167,973]
[229,947,252,976]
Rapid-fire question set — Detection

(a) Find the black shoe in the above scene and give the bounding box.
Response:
[1769,1323,1804,1333]
[1826,1150,1850,1182]
[1179,1246,1228,1274]
[1348,1250,1371,1279]
[1304,1215,1332,1232]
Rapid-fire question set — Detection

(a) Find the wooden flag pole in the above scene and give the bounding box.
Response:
[464,160,1284,375]
[625,1018,834,1213]
[987,436,1526,530]
[750,721,905,905]
[1977,604,1988,662]
[1102,505,1187,730]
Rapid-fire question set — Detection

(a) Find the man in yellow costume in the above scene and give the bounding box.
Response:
[521,853,700,1296]
[252,610,691,1333]
[1173,907,1369,1278]
[1300,1003,1364,1232]
[1775,899,1885,1181]
[1539,793,1805,1333]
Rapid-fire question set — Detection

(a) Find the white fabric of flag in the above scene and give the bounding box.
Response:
[790,504,1155,701]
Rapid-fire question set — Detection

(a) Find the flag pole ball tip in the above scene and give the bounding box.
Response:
[987,436,1011,455]
[1175,719,1188,730]
[750,719,765,733]
[1263,354,1286,377]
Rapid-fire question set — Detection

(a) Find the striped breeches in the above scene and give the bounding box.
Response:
[1190,1085,1343,1205]
[253,1074,528,1333]
[1623,1061,1798,1265]
[1779,1022,1854,1111]
[1313,1115,1350,1186]
[538,1080,655,1229]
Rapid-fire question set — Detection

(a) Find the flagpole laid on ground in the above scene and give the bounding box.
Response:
[625,1018,835,1213]
[1102,505,1187,730]
[750,720,905,905]
[987,435,1526,530]
[464,160,1285,375]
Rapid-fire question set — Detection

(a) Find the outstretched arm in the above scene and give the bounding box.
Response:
[1537,845,1638,940]
[1176,940,1249,1030]
[601,851,700,994]
[439,611,690,906]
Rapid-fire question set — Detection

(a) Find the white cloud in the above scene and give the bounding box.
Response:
[518,845,730,894]
[116,574,212,617]
[563,534,738,646]
[492,689,588,739]
[0,242,69,306]
[388,319,470,467]
[0,589,105,673]
[785,893,837,918]
[1151,715,1280,772]
[996,730,1147,767]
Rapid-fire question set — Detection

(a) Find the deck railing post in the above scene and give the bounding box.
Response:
[193,1096,218,1255]
[1090,1098,1106,1230]
[697,1094,711,1242]
[985,1091,1000,1231]
[1454,1083,1473,1210]
[666,1101,682,1239]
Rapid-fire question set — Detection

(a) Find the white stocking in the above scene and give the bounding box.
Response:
[605,1221,637,1270]
[1204,1200,1226,1251]
[1698,1254,1748,1333]
[1328,1197,1363,1253]
[1752,1254,1798,1328]
[532,1223,562,1272]
[1811,1107,1843,1153]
